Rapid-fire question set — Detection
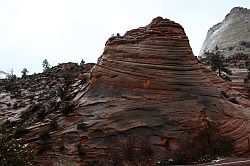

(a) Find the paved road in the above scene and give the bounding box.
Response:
[207,159,250,166]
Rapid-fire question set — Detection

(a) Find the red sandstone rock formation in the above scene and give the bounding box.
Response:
[201,66,249,106]
[1,17,250,165]
[72,17,250,163]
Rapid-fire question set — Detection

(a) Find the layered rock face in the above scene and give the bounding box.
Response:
[77,17,250,162]
[0,63,95,165]
[199,7,250,57]
[1,17,250,165]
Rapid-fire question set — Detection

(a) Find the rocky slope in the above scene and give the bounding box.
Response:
[199,7,250,57]
[0,62,94,165]
[0,17,250,165]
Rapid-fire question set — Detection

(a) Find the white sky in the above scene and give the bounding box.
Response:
[0,0,249,76]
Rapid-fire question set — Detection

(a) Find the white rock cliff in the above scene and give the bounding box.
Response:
[199,7,250,57]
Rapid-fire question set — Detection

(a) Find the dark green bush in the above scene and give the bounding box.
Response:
[31,104,40,112]
[14,126,28,139]
[77,122,87,131]
[63,72,76,86]
[36,143,51,155]
[58,87,67,101]
[93,136,155,166]
[62,103,75,116]
[0,125,33,166]
[37,110,47,120]
[202,51,231,79]
[50,100,60,110]
[212,136,234,157]
[5,82,18,92]
[39,131,51,141]
[59,144,66,151]
[77,144,86,157]
[158,121,234,165]
[140,140,154,158]
[49,120,58,130]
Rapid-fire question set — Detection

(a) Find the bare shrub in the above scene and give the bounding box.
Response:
[90,135,155,166]
[158,121,234,165]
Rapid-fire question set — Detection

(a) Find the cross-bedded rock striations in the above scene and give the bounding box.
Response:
[77,17,250,162]
[1,17,250,165]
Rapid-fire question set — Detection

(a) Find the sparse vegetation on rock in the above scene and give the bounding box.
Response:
[77,143,86,158]
[0,14,249,166]
[37,109,47,120]
[0,62,94,165]
[80,59,85,66]
[42,59,50,71]
[21,68,29,78]
[4,75,19,96]
[77,122,87,131]
[89,136,155,166]
[58,87,67,101]
[63,71,76,87]
[39,131,51,141]
[30,103,40,112]
[0,125,33,166]
[158,120,234,165]
[62,103,75,116]
[36,143,51,155]
[14,126,28,139]
[202,51,232,80]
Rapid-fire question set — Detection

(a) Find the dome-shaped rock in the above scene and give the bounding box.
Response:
[76,17,250,162]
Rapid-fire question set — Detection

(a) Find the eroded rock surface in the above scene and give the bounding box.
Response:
[0,62,94,165]
[78,17,250,162]
[1,17,250,165]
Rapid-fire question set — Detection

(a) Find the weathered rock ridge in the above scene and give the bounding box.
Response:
[0,63,95,165]
[199,7,250,57]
